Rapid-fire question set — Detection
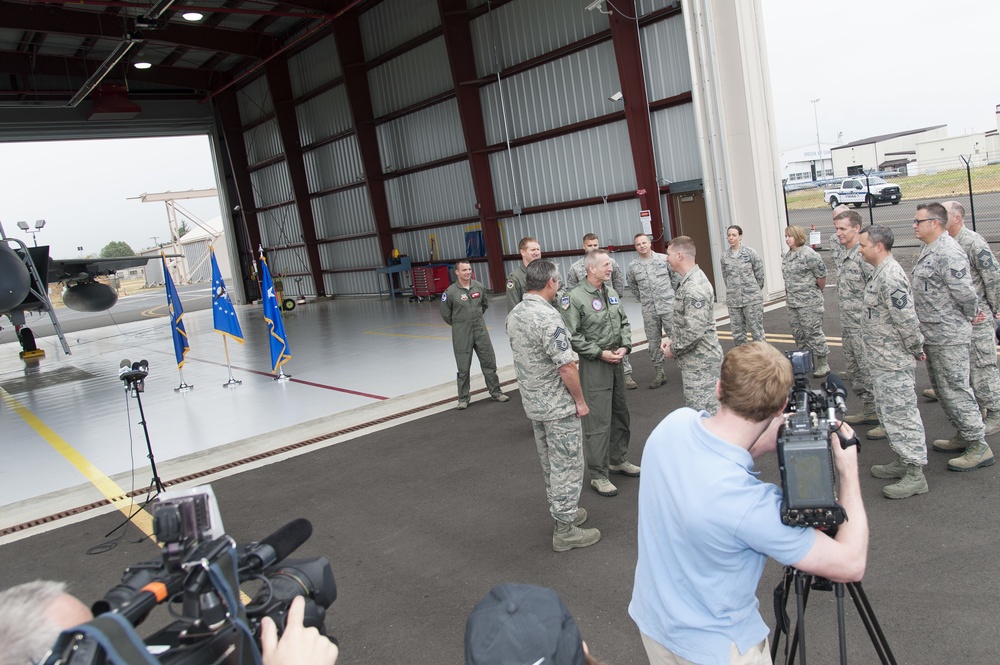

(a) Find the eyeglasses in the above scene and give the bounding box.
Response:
[913,217,939,224]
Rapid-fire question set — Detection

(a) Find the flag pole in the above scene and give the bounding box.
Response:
[174,368,194,393]
[274,366,291,382]
[222,336,242,387]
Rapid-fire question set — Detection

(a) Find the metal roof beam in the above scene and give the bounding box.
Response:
[0,1,276,57]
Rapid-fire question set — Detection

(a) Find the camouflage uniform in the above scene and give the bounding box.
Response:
[781,245,829,358]
[828,234,845,279]
[568,256,632,375]
[440,279,503,402]
[862,255,927,465]
[719,245,766,346]
[912,233,984,443]
[953,226,1000,419]
[671,265,723,414]
[507,294,585,524]
[505,264,528,312]
[561,278,632,481]
[836,244,874,403]
[626,252,675,369]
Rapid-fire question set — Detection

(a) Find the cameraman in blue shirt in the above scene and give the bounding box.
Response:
[629,342,868,665]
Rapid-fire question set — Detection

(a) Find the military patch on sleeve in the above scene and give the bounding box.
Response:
[890,288,908,309]
[951,267,968,279]
[506,279,515,290]
[553,325,570,351]
[560,295,571,310]
[691,297,706,309]
[609,295,619,305]
[978,249,996,270]
[441,292,447,301]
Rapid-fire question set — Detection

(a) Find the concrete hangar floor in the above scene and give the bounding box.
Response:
[0,288,997,664]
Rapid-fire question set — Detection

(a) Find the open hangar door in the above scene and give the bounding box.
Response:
[0,0,787,302]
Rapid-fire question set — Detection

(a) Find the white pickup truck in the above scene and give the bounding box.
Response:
[823,176,902,209]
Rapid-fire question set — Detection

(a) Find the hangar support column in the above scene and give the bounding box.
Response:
[266,58,327,298]
[608,0,666,252]
[334,13,396,266]
[682,0,787,298]
[438,0,505,291]
[216,89,264,301]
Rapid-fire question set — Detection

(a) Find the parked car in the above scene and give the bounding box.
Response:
[823,176,902,208]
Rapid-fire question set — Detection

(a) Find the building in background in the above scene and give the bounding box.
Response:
[780,143,836,187]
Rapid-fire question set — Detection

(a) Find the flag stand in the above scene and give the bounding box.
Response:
[274,367,291,382]
[174,368,194,393]
[221,336,242,387]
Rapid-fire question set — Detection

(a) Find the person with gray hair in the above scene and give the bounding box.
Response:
[508,259,601,551]
[0,580,93,665]
[0,581,338,665]
[561,249,638,498]
[911,202,993,471]
[932,200,1000,441]
[858,225,930,498]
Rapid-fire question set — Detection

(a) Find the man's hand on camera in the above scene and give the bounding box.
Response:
[261,596,338,665]
[829,422,859,477]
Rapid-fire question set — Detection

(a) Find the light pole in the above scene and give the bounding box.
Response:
[16,219,46,246]
[811,98,822,181]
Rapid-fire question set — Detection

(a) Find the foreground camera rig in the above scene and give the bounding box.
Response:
[44,486,336,665]
[776,350,858,529]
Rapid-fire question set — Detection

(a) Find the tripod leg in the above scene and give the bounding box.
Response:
[771,566,795,661]
[836,583,847,665]
[847,582,897,665]
[787,572,812,665]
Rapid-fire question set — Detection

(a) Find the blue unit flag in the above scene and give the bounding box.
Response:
[260,254,291,373]
[162,254,190,368]
[211,247,244,343]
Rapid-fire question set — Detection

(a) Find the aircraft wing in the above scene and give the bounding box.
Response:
[48,256,157,282]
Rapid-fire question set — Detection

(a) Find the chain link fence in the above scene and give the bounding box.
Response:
[784,157,1000,249]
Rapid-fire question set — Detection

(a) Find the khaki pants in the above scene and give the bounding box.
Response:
[641,632,771,665]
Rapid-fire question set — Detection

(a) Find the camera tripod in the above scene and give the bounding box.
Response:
[105,364,166,539]
[770,565,896,665]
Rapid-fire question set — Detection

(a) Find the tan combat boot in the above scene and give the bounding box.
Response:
[624,374,638,390]
[922,388,937,401]
[649,367,667,389]
[812,355,831,378]
[552,521,601,552]
[883,464,929,499]
[871,457,906,479]
[947,441,995,472]
[845,402,879,426]
[931,435,968,453]
[866,425,887,440]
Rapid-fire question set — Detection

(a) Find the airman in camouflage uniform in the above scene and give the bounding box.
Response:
[944,200,1000,435]
[567,233,635,388]
[561,249,638,498]
[627,233,676,388]
[720,225,766,346]
[782,225,831,377]
[440,260,509,410]
[505,236,541,312]
[858,225,929,498]
[911,203,994,471]
[507,259,601,552]
[662,236,723,415]
[828,204,850,279]
[833,211,877,430]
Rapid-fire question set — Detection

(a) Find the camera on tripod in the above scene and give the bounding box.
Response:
[776,350,854,529]
[45,486,337,665]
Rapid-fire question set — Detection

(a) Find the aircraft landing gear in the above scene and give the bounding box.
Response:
[16,325,45,360]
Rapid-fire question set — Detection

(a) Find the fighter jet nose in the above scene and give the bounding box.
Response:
[0,244,31,312]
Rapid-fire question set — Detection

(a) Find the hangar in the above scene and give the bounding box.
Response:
[0,0,787,303]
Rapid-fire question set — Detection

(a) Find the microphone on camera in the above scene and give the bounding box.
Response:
[822,373,848,415]
[244,518,314,571]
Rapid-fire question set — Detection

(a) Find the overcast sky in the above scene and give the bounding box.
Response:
[761,0,1000,151]
[2,1,998,260]
[0,135,222,261]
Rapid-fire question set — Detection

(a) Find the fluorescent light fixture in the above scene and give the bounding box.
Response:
[585,0,606,11]
[608,91,623,102]
[133,61,152,70]
[182,11,204,21]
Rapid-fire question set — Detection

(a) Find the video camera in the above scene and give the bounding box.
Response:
[776,350,858,529]
[44,486,336,665]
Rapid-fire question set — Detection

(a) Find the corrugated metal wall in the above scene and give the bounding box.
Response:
[235,0,701,297]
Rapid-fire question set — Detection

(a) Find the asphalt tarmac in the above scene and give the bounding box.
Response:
[2,284,998,665]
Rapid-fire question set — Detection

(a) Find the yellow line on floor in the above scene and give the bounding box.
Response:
[0,387,155,540]
[363,331,451,340]
[716,332,843,347]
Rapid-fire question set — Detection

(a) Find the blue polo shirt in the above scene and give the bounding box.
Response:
[629,408,815,665]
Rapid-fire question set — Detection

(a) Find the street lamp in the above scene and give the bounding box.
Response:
[811,98,822,182]
[16,219,46,246]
